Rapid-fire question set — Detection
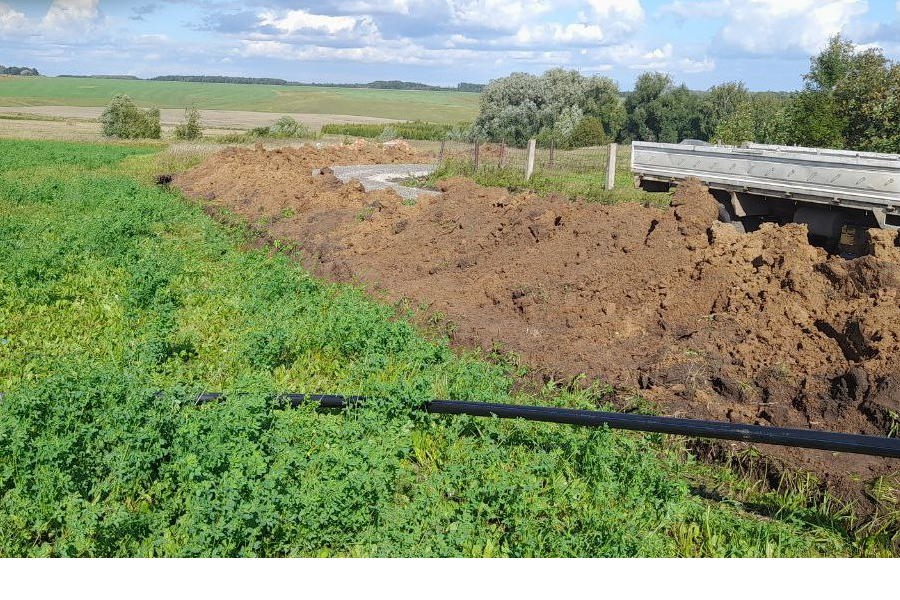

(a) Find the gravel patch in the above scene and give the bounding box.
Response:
[325,163,438,199]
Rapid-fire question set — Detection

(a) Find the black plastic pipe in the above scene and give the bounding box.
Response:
[194,392,900,459]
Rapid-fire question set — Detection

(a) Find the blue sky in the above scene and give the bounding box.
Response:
[1,1,899,90]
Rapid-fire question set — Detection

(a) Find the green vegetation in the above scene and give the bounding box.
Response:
[474,37,898,153]
[249,115,312,139]
[0,138,895,557]
[419,153,666,207]
[0,65,39,76]
[173,106,202,141]
[0,77,480,122]
[214,116,316,144]
[787,35,899,152]
[473,69,625,146]
[100,95,161,139]
[321,121,466,141]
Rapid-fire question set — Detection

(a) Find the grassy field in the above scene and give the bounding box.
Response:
[1,138,892,556]
[0,77,479,122]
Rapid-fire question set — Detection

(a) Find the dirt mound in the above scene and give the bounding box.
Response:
[177,144,900,497]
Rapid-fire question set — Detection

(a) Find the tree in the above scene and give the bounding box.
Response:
[784,90,846,148]
[100,95,161,139]
[625,73,702,142]
[805,34,856,92]
[582,76,626,141]
[699,82,750,140]
[713,100,753,145]
[568,116,608,147]
[833,48,900,152]
[472,69,624,146]
[173,106,202,140]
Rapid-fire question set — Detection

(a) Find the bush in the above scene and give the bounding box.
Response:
[270,116,309,138]
[100,95,161,139]
[320,121,463,141]
[376,126,399,142]
[246,116,312,140]
[568,117,608,147]
[173,106,202,140]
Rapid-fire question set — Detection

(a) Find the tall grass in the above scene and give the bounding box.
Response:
[321,121,468,141]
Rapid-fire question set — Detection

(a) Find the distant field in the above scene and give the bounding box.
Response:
[0,76,480,122]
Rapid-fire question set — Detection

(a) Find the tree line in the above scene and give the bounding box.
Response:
[58,73,484,92]
[0,65,39,76]
[473,36,899,152]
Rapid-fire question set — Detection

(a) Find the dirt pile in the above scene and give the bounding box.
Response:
[177,144,900,494]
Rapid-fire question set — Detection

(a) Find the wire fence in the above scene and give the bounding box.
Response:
[410,139,629,185]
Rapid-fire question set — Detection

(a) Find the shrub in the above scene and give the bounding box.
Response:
[100,95,161,139]
[246,116,312,140]
[173,106,202,140]
[376,126,399,142]
[569,117,609,147]
[270,115,309,138]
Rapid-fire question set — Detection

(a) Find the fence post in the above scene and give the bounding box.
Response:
[525,139,536,181]
[499,142,506,168]
[474,141,480,172]
[549,140,555,167]
[439,140,446,160]
[606,143,617,190]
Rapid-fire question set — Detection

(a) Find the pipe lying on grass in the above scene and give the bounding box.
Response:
[194,392,900,459]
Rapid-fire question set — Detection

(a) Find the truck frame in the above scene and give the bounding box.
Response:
[631,141,900,252]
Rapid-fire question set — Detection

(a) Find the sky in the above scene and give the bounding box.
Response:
[0,0,899,90]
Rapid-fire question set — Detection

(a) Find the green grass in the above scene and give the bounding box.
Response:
[0,77,479,122]
[0,138,893,557]
[418,155,669,207]
[321,121,469,141]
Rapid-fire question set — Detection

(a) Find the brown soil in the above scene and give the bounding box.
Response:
[177,142,900,501]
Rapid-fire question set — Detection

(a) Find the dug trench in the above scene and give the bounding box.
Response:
[176,142,900,506]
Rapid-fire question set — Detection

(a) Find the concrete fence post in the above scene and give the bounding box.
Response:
[474,141,480,172]
[606,143,617,190]
[439,140,446,161]
[525,139,536,181]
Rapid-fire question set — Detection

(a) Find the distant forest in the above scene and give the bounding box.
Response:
[57,73,485,92]
[0,65,40,76]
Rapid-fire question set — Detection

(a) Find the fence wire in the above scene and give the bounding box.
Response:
[414,139,625,183]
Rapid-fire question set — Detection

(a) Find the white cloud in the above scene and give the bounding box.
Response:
[448,0,552,31]
[514,22,605,45]
[0,2,27,33]
[587,0,644,22]
[659,0,730,19]
[714,0,868,56]
[42,0,100,30]
[258,9,374,37]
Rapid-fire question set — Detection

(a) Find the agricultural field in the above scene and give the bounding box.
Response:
[3,138,896,557]
[0,76,480,122]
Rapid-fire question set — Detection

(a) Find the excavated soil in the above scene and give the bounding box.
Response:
[177,142,900,500]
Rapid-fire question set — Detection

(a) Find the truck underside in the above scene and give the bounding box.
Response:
[632,142,900,256]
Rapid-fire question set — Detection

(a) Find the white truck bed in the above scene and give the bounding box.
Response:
[631,141,900,220]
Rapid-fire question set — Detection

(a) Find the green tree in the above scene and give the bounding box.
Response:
[833,49,900,152]
[806,34,856,91]
[173,106,202,140]
[784,90,847,148]
[700,82,751,140]
[583,77,626,141]
[100,95,161,139]
[713,100,753,145]
[568,116,609,147]
[625,73,702,143]
[472,69,624,145]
